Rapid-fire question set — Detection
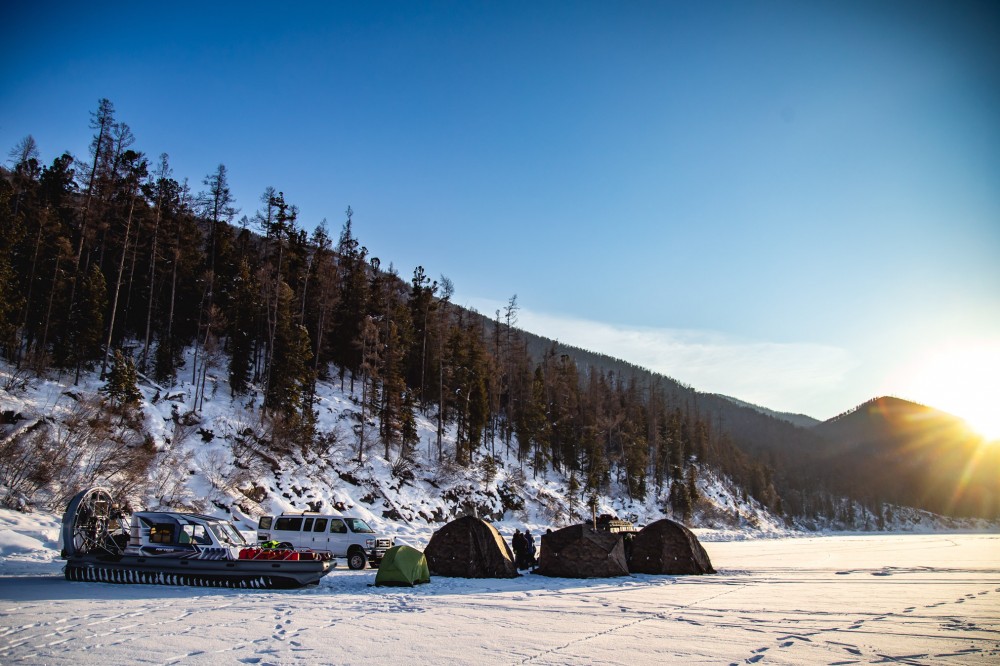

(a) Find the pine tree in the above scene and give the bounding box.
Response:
[75,99,115,273]
[227,257,257,396]
[357,315,380,464]
[152,177,200,384]
[302,220,337,383]
[513,365,546,468]
[139,153,171,372]
[406,266,437,410]
[330,209,369,390]
[102,348,142,407]
[0,182,24,359]
[100,148,147,377]
[400,390,419,461]
[265,281,313,418]
[59,263,107,375]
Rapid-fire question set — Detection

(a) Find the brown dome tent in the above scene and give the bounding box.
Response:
[536,524,629,578]
[423,515,518,578]
[627,518,715,575]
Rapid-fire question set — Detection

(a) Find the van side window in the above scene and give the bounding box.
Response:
[313,518,328,532]
[275,517,303,531]
[303,518,314,532]
[329,519,347,534]
[258,516,273,530]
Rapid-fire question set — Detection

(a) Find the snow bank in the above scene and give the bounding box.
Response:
[0,528,45,556]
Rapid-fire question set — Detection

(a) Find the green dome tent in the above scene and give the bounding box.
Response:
[374,545,431,587]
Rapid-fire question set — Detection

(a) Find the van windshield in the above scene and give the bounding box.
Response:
[344,518,374,533]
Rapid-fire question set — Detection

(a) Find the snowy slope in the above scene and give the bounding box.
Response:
[0,353,784,540]
[1,354,993,542]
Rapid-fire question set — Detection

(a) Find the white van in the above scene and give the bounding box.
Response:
[256,514,393,569]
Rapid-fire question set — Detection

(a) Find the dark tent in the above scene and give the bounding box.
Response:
[374,545,431,587]
[536,524,629,578]
[627,519,715,575]
[423,515,518,578]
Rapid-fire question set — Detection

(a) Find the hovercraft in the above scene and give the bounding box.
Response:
[61,487,333,589]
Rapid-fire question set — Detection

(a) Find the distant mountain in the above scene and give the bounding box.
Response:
[710,394,820,429]
[811,397,1000,518]
[525,324,1000,522]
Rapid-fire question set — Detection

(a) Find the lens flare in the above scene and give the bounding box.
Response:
[903,342,1000,443]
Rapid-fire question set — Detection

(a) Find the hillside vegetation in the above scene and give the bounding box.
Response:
[1,99,997,526]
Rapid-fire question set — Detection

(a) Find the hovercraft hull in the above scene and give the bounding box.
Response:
[65,555,332,589]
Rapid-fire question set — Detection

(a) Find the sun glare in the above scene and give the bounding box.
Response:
[905,343,1000,443]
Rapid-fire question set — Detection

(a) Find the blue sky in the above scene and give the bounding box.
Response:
[3,1,999,426]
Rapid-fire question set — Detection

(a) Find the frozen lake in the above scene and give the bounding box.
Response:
[2,533,998,664]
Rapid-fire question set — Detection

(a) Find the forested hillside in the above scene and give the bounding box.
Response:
[811,397,1000,518]
[2,99,996,524]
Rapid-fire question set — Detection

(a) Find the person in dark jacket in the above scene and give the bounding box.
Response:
[511,529,526,569]
[524,529,536,568]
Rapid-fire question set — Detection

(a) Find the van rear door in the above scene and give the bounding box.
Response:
[257,516,273,541]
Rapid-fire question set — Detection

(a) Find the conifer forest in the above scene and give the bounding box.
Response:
[2,100,996,523]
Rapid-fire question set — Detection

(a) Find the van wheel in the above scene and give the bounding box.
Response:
[347,548,367,570]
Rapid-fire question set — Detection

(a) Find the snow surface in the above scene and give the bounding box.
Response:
[1,513,998,665]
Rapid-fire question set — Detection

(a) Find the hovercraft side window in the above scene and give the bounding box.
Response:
[180,524,212,545]
[149,524,174,544]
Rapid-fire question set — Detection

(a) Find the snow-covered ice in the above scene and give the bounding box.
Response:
[1,515,997,665]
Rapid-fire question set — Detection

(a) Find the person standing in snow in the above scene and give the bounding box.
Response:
[524,529,536,568]
[512,529,525,569]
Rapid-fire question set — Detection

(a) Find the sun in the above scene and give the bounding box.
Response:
[903,342,1000,443]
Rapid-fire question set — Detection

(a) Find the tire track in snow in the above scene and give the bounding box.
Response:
[514,582,751,664]
[728,577,1000,664]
